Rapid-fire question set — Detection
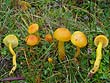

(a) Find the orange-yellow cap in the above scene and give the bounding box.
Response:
[26,35,40,46]
[48,58,53,63]
[45,34,53,43]
[53,28,71,42]
[71,31,87,48]
[94,35,108,48]
[28,23,39,34]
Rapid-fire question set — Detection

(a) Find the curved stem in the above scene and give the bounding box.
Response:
[88,42,102,77]
[58,41,65,60]
[9,43,17,75]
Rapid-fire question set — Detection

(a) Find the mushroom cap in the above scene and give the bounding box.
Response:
[28,23,39,34]
[71,31,87,48]
[19,1,31,11]
[45,34,53,43]
[94,35,108,48]
[53,28,71,42]
[48,58,53,63]
[3,35,18,48]
[26,35,40,46]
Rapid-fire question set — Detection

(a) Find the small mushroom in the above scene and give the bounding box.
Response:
[88,35,108,78]
[25,35,40,67]
[26,35,40,46]
[48,57,53,63]
[71,31,87,63]
[45,34,53,43]
[19,1,31,11]
[28,23,39,34]
[3,34,18,75]
[53,28,71,60]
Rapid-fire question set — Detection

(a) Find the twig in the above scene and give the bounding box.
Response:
[0,77,25,82]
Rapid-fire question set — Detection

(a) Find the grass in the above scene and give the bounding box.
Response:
[0,0,110,83]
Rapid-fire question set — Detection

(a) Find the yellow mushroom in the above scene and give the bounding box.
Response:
[88,35,108,78]
[28,23,39,34]
[53,28,71,60]
[48,58,53,63]
[25,35,40,68]
[45,34,53,43]
[3,35,18,75]
[71,31,87,63]
[25,35,40,46]
[19,1,31,11]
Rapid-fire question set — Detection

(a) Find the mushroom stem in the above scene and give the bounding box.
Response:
[58,41,65,60]
[88,42,102,77]
[9,43,17,75]
[74,46,80,58]
[73,47,80,64]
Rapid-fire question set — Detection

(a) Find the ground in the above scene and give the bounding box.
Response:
[0,0,110,83]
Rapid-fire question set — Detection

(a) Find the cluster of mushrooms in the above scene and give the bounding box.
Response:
[3,23,109,78]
